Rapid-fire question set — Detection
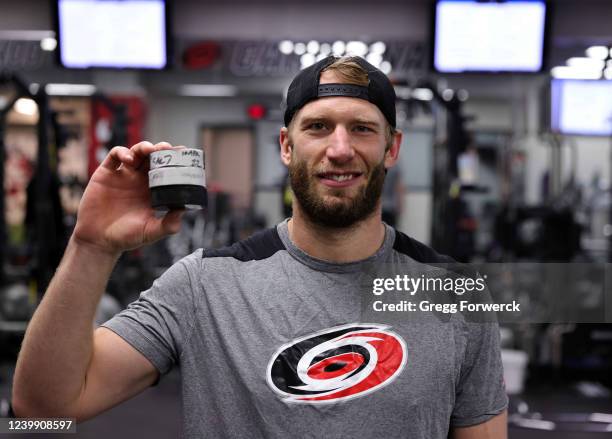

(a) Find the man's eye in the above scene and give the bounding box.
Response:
[354,125,373,133]
[308,122,326,130]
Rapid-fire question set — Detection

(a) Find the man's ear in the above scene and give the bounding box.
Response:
[280,127,292,166]
[384,129,402,169]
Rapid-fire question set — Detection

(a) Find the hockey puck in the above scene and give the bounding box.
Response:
[149,148,207,210]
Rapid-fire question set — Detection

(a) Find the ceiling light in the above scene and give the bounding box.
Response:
[346,41,368,57]
[369,41,386,55]
[366,53,383,67]
[278,40,293,55]
[332,41,345,56]
[45,83,96,96]
[412,88,434,101]
[319,43,331,56]
[551,66,602,80]
[294,42,306,55]
[306,40,319,55]
[300,53,316,69]
[14,98,38,116]
[567,57,605,70]
[40,37,57,51]
[179,84,237,97]
[586,46,609,60]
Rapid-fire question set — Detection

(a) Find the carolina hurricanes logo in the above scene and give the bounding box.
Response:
[266,323,406,404]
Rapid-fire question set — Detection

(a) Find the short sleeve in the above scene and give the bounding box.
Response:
[101,250,201,376]
[451,321,508,427]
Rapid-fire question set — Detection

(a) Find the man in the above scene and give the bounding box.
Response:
[12,56,508,438]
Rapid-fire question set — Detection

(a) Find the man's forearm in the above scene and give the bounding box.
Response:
[12,237,121,417]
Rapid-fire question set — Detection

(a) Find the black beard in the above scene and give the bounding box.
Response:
[288,158,386,229]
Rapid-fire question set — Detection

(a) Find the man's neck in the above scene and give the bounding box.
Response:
[287,209,387,263]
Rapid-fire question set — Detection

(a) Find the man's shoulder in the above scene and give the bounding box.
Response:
[392,229,454,264]
[202,226,286,262]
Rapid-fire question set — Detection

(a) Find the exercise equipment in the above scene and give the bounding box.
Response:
[0,74,67,330]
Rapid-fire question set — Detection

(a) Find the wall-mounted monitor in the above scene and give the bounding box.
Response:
[551,79,612,137]
[56,0,169,69]
[433,0,547,73]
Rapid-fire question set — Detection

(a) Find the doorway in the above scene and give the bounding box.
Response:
[200,126,254,211]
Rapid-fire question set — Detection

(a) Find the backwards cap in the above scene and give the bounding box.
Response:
[283,55,396,128]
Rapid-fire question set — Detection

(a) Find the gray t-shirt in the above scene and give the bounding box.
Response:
[102,221,507,438]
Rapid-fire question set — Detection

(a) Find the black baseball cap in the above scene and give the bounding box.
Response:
[283,55,397,128]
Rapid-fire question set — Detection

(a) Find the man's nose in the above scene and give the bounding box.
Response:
[326,125,355,163]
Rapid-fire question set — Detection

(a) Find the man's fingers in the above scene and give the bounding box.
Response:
[146,209,185,243]
[103,141,175,171]
[161,209,185,235]
[130,141,174,169]
[100,146,134,171]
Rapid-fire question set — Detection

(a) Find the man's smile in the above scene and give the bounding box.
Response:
[316,171,364,188]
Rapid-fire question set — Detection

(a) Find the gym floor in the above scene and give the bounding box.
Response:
[0,363,180,438]
[1,361,611,438]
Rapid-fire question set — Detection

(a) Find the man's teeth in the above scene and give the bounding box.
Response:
[330,174,355,182]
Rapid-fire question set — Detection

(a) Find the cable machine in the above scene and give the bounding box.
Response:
[0,74,65,298]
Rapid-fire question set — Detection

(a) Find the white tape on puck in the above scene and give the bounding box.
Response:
[150,149,204,169]
[149,167,206,188]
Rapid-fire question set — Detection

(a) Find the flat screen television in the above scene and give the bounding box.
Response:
[551,79,612,137]
[433,0,547,73]
[56,0,169,69]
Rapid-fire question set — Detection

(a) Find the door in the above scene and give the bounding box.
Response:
[201,126,254,211]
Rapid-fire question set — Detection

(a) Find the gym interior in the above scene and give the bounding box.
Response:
[0,0,611,437]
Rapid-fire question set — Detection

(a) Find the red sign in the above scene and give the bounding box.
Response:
[183,41,221,70]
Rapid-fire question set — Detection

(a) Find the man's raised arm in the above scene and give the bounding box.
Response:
[12,141,184,421]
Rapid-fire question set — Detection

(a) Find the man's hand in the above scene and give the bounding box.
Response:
[73,141,185,255]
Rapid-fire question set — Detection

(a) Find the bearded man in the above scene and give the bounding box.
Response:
[12,56,508,439]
